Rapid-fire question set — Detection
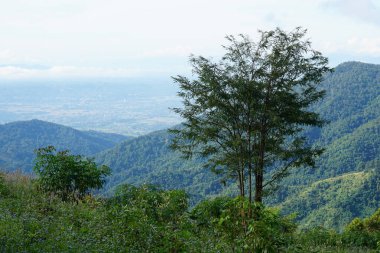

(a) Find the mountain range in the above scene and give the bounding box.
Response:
[0,61,379,230]
[96,61,380,229]
[0,119,130,172]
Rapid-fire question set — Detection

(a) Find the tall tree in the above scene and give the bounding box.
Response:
[170,27,332,210]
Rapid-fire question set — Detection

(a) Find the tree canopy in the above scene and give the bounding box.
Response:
[33,146,111,201]
[171,27,332,209]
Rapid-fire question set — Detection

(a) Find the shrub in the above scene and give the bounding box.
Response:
[33,146,111,201]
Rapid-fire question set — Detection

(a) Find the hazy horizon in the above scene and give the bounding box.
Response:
[1,0,380,135]
[0,79,182,136]
[1,0,380,80]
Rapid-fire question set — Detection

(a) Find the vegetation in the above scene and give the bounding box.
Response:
[0,62,378,232]
[279,167,380,230]
[170,28,331,208]
[0,119,129,173]
[33,146,111,201]
[96,61,380,230]
[0,172,379,252]
[95,129,224,202]
[0,60,379,250]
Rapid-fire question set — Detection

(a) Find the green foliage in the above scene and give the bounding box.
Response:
[106,184,192,252]
[96,61,380,230]
[191,197,297,252]
[96,130,224,204]
[343,208,380,248]
[0,174,194,252]
[0,172,379,252]
[113,183,188,223]
[0,119,129,173]
[0,172,9,197]
[0,62,377,231]
[279,169,380,230]
[170,27,330,203]
[33,146,111,201]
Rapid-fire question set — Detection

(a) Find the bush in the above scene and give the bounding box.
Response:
[33,146,111,201]
[191,197,297,252]
[2,170,379,252]
[343,209,380,248]
[0,172,9,197]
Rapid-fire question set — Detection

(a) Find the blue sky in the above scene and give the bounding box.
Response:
[0,0,380,79]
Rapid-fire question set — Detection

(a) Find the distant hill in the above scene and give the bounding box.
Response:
[96,61,380,230]
[95,129,225,204]
[0,119,130,172]
[273,61,380,229]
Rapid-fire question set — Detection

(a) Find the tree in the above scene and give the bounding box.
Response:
[33,146,111,201]
[170,27,332,211]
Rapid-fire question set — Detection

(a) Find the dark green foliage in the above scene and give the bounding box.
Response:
[343,208,380,248]
[0,174,193,252]
[0,172,9,197]
[112,183,188,223]
[106,184,191,252]
[33,146,111,201]
[96,61,379,230]
[96,130,224,203]
[0,119,129,173]
[0,173,378,252]
[274,61,380,230]
[291,211,380,252]
[1,61,378,234]
[191,197,297,252]
[170,27,330,204]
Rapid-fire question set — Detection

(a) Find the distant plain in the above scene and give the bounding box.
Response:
[0,78,181,136]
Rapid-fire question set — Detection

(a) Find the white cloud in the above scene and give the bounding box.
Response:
[0,65,174,79]
[346,37,380,54]
[0,0,379,78]
[320,37,380,56]
[322,0,380,26]
[0,49,41,65]
[141,46,193,58]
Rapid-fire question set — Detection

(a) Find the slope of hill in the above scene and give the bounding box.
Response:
[0,119,130,172]
[95,129,226,203]
[96,61,380,229]
[270,61,380,229]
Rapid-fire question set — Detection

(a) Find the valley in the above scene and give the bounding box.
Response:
[0,78,181,136]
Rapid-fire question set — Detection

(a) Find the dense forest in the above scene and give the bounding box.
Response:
[96,61,380,230]
[1,172,380,252]
[0,61,379,251]
[0,119,129,172]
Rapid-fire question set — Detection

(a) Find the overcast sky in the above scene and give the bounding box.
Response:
[1,0,380,79]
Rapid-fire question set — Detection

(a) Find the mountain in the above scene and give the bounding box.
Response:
[96,61,380,229]
[0,119,130,172]
[270,61,380,229]
[95,129,225,204]
[280,168,380,230]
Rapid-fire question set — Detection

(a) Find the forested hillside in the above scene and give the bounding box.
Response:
[275,61,380,229]
[0,119,130,172]
[0,62,378,230]
[96,61,380,230]
[95,129,224,203]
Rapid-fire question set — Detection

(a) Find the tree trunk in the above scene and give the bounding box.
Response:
[255,134,266,204]
[248,162,252,217]
[254,171,263,203]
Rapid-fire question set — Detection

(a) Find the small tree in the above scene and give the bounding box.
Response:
[33,146,111,201]
[170,27,331,212]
